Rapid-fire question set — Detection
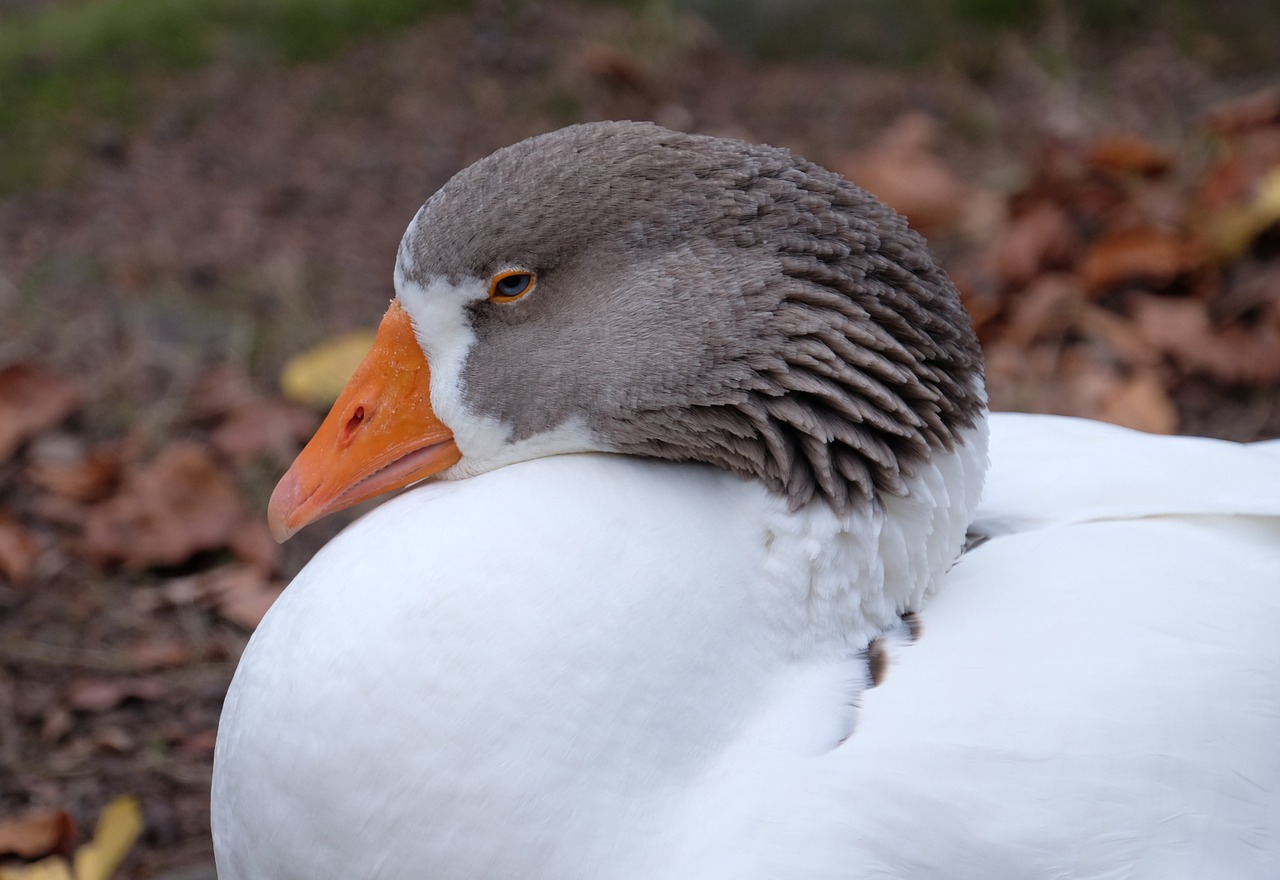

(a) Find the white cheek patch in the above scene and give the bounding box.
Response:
[393,268,604,481]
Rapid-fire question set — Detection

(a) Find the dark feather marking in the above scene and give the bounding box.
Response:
[866,638,888,687]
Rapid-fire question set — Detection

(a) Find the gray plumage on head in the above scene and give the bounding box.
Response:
[400,121,984,513]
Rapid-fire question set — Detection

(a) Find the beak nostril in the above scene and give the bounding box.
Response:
[345,405,366,436]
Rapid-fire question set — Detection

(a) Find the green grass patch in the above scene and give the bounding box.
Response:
[0,0,467,193]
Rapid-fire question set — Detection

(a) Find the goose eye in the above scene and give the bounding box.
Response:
[490,270,535,302]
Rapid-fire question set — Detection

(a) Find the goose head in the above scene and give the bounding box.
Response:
[267,121,984,541]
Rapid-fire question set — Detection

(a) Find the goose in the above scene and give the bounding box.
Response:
[211,121,1280,879]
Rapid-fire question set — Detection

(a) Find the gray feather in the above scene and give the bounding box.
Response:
[401,121,984,513]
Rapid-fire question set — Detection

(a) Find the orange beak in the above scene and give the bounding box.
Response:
[267,300,462,542]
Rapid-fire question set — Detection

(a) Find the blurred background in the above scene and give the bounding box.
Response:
[1,0,1277,876]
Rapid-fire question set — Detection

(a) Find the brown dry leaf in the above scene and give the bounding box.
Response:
[1001,273,1082,349]
[210,399,318,465]
[838,113,967,233]
[990,203,1078,288]
[0,365,82,464]
[1206,87,1280,137]
[983,342,1068,415]
[124,637,190,670]
[1088,134,1175,176]
[26,438,121,504]
[1076,305,1159,369]
[0,808,75,859]
[204,564,283,630]
[1055,347,1124,421]
[0,797,141,880]
[1016,141,1125,225]
[1080,228,1205,295]
[1095,371,1178,434]
[1131,295,1280,383]
[0,508,41,584]
[81,443,244,570]
[66,678,165,714]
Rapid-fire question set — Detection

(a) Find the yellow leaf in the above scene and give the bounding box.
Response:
[1205,164,1280,261]
[1257,165,1280,225]
[0,856,74,880]
[280,330,377,408]
[70,796,142,880]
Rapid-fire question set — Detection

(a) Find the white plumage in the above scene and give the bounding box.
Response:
[212,122,1280,879]
[214,414,1280,879]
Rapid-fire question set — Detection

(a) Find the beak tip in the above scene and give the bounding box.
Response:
[267,470,304,544]
[268,518,297,544]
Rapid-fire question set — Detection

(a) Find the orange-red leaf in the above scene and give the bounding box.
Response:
[81,443,243,570]
[0,808,75,859]
[0,365,82,464]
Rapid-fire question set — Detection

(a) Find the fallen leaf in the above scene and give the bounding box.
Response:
[990,203,1078,288]
[1205,87,1280,136]
[838,113,968,233]
[280,330,376,407]
[1000,273,1082,349]
[0,508,41,584]
[1080,228,1205,295]
[0,798,140,880]
[1198,164,1280,261]
[0,365,82,464]
[71,796,142,880]
[1096,371,1178,434]
[1075,304,1159,369]
[203,564,283,630]
[1016,140,1125,225]
[0,809,75,860]
[0,857,73,880]
[81,443,244,570]
[1055,347,1125,420]
[124,637,190,670]
[66,678,165,714]
[983,342,1069,415]
[25,438,120,504]
[1088,134,1175,176]
[1131,294,1280,383]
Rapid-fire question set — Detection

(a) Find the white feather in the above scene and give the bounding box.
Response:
[213,414,1280,878]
